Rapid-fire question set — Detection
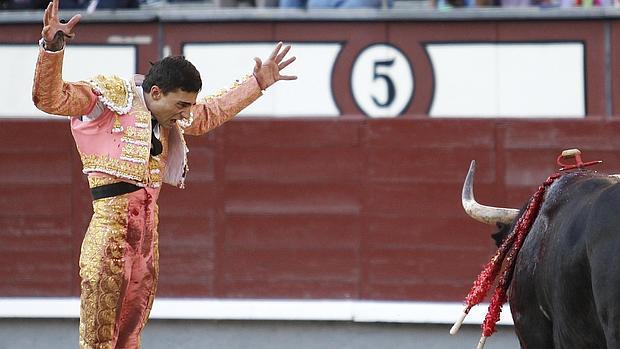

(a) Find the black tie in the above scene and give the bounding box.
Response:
[151,119,163,156]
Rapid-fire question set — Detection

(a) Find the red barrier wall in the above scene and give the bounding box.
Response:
[2,118,619,301]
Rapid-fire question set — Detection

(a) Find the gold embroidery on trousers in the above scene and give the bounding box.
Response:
[79,195,128,349]
[140,204,160,331]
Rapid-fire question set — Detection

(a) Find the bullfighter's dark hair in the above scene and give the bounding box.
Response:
[143,56,202,94]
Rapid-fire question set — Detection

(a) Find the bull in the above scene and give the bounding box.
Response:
[459,159,620,348]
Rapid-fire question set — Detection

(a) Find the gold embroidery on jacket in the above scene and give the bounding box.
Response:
[142,126,166,188]
[119,98,152,167]
[122,126,150,148]
[133,110,150,126]
[124,126,150,142]
[122,86,155,183]
[79,195,128,349]
[81,153,145,181]
[88,75,133,115]
[121,142,150,164]
[203,74,251,103]
[78,80,168,188]
[146,155,162,188]
[87,176,122,188]
[177,125,189,189]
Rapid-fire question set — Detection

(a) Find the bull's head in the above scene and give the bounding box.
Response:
[462,160,520,244]
[450,160,523,342]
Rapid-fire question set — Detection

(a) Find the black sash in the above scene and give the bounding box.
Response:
[91,182,142,200]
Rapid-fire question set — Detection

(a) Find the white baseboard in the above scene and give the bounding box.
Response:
[0,298,513,325]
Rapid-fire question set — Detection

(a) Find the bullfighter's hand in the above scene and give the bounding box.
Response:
[42,0,81,48]
[252,42,297,91]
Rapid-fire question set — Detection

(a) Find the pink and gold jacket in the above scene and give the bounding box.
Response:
[32,47,262,189]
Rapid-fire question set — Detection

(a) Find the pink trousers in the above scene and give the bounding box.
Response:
[79,187,160,349]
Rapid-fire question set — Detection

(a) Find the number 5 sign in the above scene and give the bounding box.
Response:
[351,43,414,118]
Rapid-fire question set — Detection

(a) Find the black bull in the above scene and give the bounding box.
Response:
[464,164,620,348]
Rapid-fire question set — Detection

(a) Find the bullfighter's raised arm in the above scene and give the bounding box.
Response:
[31,0,95,117]
[183,42,297,136]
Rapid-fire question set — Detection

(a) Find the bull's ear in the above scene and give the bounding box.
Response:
[491,222,511,247]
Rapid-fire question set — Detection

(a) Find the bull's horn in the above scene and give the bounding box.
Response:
[462,160,519,225]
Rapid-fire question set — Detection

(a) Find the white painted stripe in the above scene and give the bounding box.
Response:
[184,43,342,117]
[0,298,513,325]
[1,45,136,118]
[427,42,585,118]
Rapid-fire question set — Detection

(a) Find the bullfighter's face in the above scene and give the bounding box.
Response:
[147,86,197,129]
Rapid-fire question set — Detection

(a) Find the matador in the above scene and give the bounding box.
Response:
[32,0,296,347]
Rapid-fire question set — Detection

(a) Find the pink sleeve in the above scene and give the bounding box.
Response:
[183,75,262,136]
[32,47,97,117]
